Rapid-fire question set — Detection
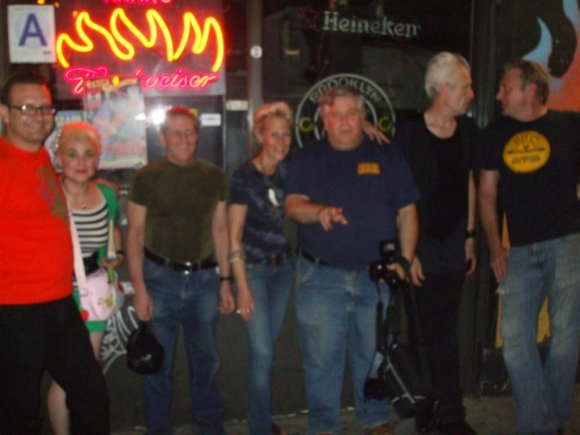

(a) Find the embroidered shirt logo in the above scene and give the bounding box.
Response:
[358,162,380,175]
[36,165,68,223]
[503,130,550,173]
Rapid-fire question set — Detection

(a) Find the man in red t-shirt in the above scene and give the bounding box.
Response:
[0,72,110,434]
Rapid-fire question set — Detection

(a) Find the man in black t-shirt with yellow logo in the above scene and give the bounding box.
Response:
[479,59,580,435]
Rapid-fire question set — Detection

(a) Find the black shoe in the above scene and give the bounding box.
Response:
[415,400,439,433]
[435,420,477,435]
[271,423,287,435]
[416,411,438,433]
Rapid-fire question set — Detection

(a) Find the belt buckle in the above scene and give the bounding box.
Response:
[183,261,192,275]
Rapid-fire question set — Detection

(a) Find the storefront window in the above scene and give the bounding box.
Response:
[262,0,473,141]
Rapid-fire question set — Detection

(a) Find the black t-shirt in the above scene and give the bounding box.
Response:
[396,115,478,273]
[480,110,580,246]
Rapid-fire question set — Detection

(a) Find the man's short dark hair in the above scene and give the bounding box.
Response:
[1,72,49,105]
[160,106,201,135]
[503,59,550,105]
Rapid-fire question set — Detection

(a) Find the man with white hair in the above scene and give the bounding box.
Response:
[394,51,479,434]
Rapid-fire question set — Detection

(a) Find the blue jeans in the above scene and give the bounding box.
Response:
[295,257,392,434]
[499,232,580,434]
[0,296,110,435]
[244,260,294,434]
[143,258,224,435]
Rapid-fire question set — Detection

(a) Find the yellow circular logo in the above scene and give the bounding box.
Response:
[503,131,550,173]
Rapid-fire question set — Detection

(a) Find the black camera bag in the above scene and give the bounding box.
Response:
[126,321,164,375]
[364,262,435,419]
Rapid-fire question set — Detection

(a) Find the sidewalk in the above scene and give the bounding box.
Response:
[114,387,580,434]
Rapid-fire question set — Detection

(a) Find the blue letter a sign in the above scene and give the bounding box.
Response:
[8,5,55,63]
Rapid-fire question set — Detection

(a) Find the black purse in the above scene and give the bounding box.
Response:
[364,263,435,419]
[126,321,164,375]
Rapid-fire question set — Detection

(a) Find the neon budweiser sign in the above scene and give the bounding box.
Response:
[56,7,224,95]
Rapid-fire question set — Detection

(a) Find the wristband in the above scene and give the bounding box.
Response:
[219,276,233,282]
[116,249,125,256]
[465,229,476,239]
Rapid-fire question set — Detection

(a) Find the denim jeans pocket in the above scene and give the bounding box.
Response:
[143,257,167,281]
[296,256,318,284]
[558,232,580,259]
[198,267,219,288]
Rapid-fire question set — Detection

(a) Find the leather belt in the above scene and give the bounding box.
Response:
[298,250,330,266]
[145,248,216,274]
[253,251,292,267]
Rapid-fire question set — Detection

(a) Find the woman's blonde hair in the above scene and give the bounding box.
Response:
[57,122,101,153]
[252,102,293,139]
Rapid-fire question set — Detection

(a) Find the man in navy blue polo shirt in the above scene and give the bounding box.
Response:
[285,86,419,435]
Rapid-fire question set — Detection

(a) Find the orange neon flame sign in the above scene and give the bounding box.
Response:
[56,8,224,72]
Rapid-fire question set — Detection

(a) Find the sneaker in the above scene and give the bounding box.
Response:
[270,423,287,435]
[371,422,396,435]
[435,420,477,435]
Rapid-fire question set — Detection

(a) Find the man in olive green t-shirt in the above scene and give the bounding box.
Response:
[127,107,235,434]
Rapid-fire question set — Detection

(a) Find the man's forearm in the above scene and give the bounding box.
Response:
[126,230,146,295]
[397,203,418,263]
[212,201,230,277]
[126,201,148,295]
[467,170,477,231]
[479,171,503,252]
[285,195,324,224]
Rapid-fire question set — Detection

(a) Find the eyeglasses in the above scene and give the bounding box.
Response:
[8,104,56,117]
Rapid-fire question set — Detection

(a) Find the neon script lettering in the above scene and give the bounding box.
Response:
[103,0,171,5]
[64,65,219,95]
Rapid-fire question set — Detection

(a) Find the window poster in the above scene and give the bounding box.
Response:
[524,0,580,111]
[44,110,86,171]
[499,0,580,111]
[83,77,147,169]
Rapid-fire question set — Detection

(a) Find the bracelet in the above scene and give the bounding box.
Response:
[465,229,476,239]
[116,249,125,257]
[219,276,233,282]
[228,250,246,262]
